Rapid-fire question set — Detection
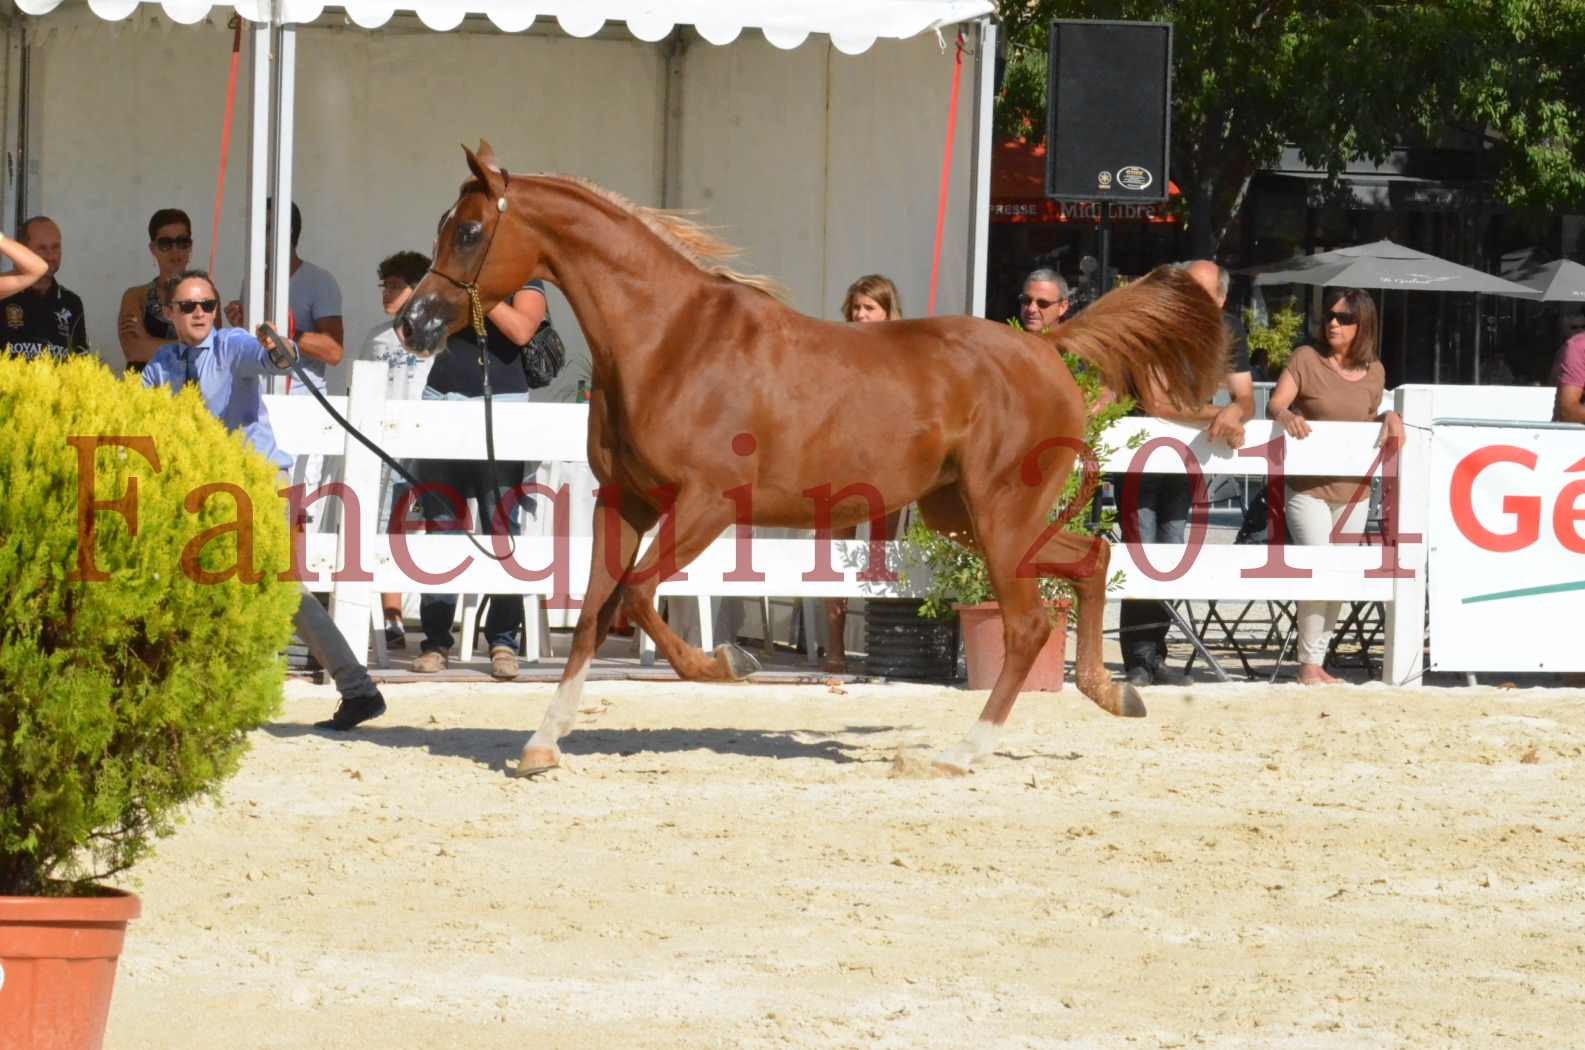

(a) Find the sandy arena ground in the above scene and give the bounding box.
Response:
[104,677,1585,1049]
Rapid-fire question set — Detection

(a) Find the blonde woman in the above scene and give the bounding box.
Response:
[823,275,904,673]
[1268,288,1403,685]
[841,273,903,322]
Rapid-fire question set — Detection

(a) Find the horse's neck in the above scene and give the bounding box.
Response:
[521,182,709,378]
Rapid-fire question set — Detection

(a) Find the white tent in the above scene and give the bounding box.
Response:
[3,0,997,380]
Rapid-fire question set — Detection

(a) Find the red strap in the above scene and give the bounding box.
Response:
[208,17,244,274]
[927,31,965,317]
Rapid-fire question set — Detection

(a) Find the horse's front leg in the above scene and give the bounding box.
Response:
[515,492,653,777]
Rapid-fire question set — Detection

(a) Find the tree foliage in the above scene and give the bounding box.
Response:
[995,1,1585,255]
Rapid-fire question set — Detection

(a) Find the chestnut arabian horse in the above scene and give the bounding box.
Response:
[398,144,1227,776]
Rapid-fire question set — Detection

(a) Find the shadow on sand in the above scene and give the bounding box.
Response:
[264,720,908,773]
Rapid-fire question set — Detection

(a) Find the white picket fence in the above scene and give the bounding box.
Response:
[266,362,1551,685]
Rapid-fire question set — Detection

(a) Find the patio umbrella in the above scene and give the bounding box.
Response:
[1249,239,1537,295]
[1245,239,1539,382]
[1508,258,1585,304]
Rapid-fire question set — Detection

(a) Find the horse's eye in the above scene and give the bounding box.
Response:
[457,222,483,247]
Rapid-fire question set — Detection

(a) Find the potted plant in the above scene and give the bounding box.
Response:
[903,345,1136,691]
[0,357,299,1048]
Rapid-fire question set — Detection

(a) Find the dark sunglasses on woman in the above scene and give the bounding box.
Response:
[154,236,194,252]
[1326,310,1359,326]
[173,298,219,315]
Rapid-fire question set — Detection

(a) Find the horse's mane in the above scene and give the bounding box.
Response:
[502,174,789,302]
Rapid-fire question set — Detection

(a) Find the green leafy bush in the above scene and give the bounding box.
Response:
[903,341,1138,619]
[0,357,300,896]
[1245,299,1306,373]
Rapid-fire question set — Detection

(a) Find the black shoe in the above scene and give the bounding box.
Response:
[314,691,386,731]
[1125,665,1154,688]
[384,621,407,650]
[1151,662,1188,687]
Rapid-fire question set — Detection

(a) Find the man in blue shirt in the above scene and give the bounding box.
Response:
[143,269,385,730]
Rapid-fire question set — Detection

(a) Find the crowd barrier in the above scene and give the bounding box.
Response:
[266,362,1566,684]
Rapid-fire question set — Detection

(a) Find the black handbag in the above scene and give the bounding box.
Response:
[522,320,566,389]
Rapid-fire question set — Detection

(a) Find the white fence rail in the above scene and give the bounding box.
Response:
[268,364,1566,684]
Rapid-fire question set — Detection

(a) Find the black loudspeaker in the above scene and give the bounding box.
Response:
[1045,19,1172,202]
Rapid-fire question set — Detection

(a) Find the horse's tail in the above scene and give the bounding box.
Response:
[1049,266,1229,412]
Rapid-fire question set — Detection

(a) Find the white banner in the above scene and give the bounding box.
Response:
[1429,425,1585,672]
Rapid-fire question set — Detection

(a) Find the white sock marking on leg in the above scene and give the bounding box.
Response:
[530,662,589,748]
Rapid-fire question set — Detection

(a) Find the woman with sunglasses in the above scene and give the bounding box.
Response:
[116,209,193,372]
[1267,288,1403,685]
[141,269,387,730]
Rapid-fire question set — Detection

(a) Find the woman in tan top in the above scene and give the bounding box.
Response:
[1267,288,1403,685]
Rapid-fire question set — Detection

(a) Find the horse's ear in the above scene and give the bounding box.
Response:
[475,139,500,172]
[462,143,504,194]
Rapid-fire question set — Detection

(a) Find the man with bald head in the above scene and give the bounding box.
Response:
[0,216,89,361]
[1117,258,1254,687]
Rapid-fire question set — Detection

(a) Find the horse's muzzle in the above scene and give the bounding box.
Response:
[395,294,451,355]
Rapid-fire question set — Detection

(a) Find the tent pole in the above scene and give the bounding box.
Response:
[8,26,29,230]
[245,21,272,377]
[659,29,687,209]
[268,22,295,346]
[1434,294,1443,383]
[965,17,995,318]
[1379,289,1386,379]
[1472,292,1482,384]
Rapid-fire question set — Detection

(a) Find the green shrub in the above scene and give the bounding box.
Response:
[0,357,300,896]
[903,339,1138,619]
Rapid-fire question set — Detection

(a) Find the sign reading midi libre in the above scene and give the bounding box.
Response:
[1429,426,1585,672]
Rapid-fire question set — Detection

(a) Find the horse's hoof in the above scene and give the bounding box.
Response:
[715,643,762,680]
[511,745,561,778]
[930,752,973,776]
[1118,683,1147,718]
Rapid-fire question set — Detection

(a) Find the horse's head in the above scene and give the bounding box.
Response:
[396,141,529,355]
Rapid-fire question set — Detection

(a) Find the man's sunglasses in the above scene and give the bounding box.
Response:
[173,298,219,315]
[154,236,194,252]
[1326,310,1359,326]
[1018,294,1064,310]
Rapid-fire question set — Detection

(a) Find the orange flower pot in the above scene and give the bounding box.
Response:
[954,601,1070,692]
[0,890,139,1050]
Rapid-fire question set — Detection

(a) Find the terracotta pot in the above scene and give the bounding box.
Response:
[0,889,140,1050]
[954,601,1070,692]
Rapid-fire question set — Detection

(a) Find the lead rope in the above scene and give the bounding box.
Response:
[468,283,517,560]
[259,314,517,563]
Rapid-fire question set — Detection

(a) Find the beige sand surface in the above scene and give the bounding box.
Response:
[105,678,1585,1049]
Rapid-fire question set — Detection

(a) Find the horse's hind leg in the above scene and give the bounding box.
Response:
[516,492,654,777]
[1037,530,1146,719]
[619,490,761,682]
